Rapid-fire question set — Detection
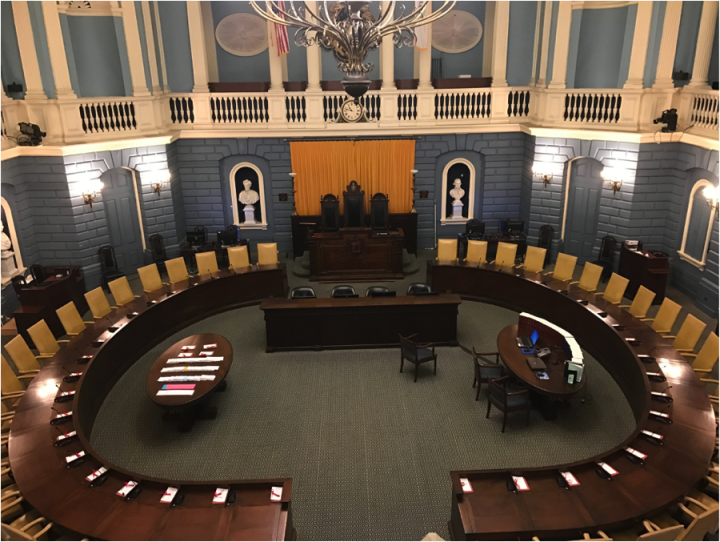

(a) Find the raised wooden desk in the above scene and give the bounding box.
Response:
[7,264,294,540]
[308,228,404,281]
[618,242,670,303]
[260,294,461,351]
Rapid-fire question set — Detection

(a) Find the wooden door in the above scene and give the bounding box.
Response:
[101,168,143,272]
[564,159,603,263]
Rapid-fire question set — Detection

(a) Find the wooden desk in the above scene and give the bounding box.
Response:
[7,264,294,540]
[260,294,461,351]
[308,228,405,281]
[618,242,670,303]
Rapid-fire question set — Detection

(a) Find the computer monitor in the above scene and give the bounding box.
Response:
[186,231,205,247]
[507,220,524,235]
[217,230,237,246]
[531,328,539,346]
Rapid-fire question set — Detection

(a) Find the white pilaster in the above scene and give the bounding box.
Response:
[482,1,495,77]
[416,3,433,90]
[529,2,543,87]
[548,1,572,89]
[491,1,510,87]
[201,0,219,83]
[11,1,46,100]
[153,1,170,92]
[380,0,396,90]
[624,1,653,89]
[121,1,151,97]
[187,0,209,93]
[40,1,76,99]
[652,1,682,89]
[141,1,161,93]
[267,20,286,92]
[688,1,719,89]
[537,1,553,87]
[305,1,322,91]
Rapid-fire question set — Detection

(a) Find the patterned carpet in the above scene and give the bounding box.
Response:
[91,295,635,541]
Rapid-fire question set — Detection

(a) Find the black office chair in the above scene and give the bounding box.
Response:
[331,285,356,298]
[471,348,505,401]
[28,264,46,285]
[98,245,125,291]
[195,225,208,245]
[466,219,485,240]
[399,333,438,383]
[226,224,241,245]
[498,218,510,235]
[591,235,616,282]
[149,234,167,272]
[486,376,530,433]
[290,287,316,299]
[538,225,554,266]
[407,283,432,295]
[366,286,390,297]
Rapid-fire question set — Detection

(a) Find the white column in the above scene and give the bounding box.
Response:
[40,1,76,99]
[623,1,653,89]
[652,1,682,89]
[201,0,218,83]
[529,2,543,87]
[11,1,46,100]
[121,1,151,96]
[267,20,285,92]
[305,1,322,90]
[141,1,161,93]
[491,1,510,87]
[482,2,495,77]
[187,0,209,93]
[548,1,572,89]
[416,2,433,90]
[537,1,553,87]
[688,1,719,89]
[153,1,170,92]
[380,0,396,90]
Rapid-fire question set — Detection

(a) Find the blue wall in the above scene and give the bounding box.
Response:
[2,3,26,99]
[644,1,666,88]
[673,1,703,86]
[545,1,558,83]
[709,19,719,85]
[158,1,193,92]
[285,28,308,82]
[573,7,629,89]
[67,16,126,97]
[506,1,537,86]
[617,4,637,87]
[27,2,55,99]
[59,14,81,97]
[431,1,485,79]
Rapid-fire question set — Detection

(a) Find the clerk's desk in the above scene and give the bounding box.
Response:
[13,266,88,342]
[618,242,670,304]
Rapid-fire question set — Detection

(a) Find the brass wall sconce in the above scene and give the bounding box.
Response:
[81,180,104,209]
[532,163,555,186]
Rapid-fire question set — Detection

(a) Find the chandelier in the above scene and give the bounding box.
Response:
[250,1,456,98]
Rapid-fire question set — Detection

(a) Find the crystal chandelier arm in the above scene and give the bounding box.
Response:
[250,0,347,49]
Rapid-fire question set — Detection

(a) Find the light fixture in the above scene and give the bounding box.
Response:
[146,170,171,196]
[410,169,418,213]
[532,163,555,186]
[601,168,630,194]
[250,1,455,98]
[81,179,104,209]
[704,185,720,213]
[289,172,298,216]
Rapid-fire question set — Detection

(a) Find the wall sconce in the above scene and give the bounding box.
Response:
[81,179,104,209]
[289,172,297,216]
[532,163,555,186]
[410,169,418,213]
[601,168,630,194]
[704,185,720,213]
[146,170,171,196]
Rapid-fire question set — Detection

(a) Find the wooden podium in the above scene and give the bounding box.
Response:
[618,242,670,304]
[308,228,404,282]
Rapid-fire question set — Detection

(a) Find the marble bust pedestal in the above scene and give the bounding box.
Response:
[243,205,257,226]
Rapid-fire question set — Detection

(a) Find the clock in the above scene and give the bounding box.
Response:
[339,99,365,123]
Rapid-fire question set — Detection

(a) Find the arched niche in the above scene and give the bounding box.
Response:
[679,178,716,269]
[440,157,476,224]
[1,196,24,283]
[229,162,268,230]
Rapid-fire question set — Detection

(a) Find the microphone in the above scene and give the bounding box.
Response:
[207,268,215,280]
[497,261,505,271]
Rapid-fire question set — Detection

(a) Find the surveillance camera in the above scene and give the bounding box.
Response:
[653,108,678,133]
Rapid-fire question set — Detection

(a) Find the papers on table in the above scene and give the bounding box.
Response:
[161,487,179,504]
[512,476,530,491]
[86,467,108,482]
[560,471,580,487]
[213,488,229,504]
[270,486,283,502]
[65,451,85,463]
[459,478,473,493]
[117,481,138,497]
[166,357,224,364]
[56,430,76,442]
[158,375,216,382]
[161,365,220,373]
[163,384,196,390]
[156,389,195,396]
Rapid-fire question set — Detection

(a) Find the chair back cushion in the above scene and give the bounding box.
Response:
[495,242,518,267]
[366,286,390,297]
[693,332,719,372]
[523,246,546,273]
[331,285,356,298]
[56,301,86,335]
[628,286,655,318]
[138,264,163,293]
[291,287,316,299]
[399,335,417,361]
[85,287,112,319]
[437,239,458,261]
[6,335,41,371]
[228,246,250,269]
[196,251,219,275]
[257,243,279,265]
[108,277,135,307]
[672,313,707,351]
[166,257,189,284]
[466,240,488,264]
[578,262,603,292]
[407,283,431,295]
[651,298,681,333]
[603,273,629,304]
[553,253,578,282]
[1,356,23,395]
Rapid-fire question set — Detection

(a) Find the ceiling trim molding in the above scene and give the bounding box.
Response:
[571,1,637,10]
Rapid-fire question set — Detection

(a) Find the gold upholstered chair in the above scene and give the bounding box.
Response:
[519,246,547,274]
[464,240,487,265]
[641,298,681,334]
[56,302,93,336]
[597,273,629,305]
[137,263,164,293]
[570,262,603,293]
[85,287,112,319]
[166,257,190,284]
[490,242,517,267]
[26,320,67,359]
[685,332,719,375]
[1,356,30,410]
[619,286,655,319]
[543,253,577,282]
[228,246,250,269]
[257,243,279,265]
[665,313,707,353]
[437,239,458,262]
[5,335,44,373]
[196,251,219,275]
[108,277,138,307]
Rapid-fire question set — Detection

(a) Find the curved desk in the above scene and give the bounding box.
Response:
[7,264,295,540]
[427,261,716,540]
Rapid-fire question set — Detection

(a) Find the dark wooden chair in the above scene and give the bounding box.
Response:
[399,333,438,383]
[149,233,167,272]
[370,192,389,231]
[407,283,431,295]
[343,181,365,228]
[365,286,389,297]
[471,348,505,400]
[11,276,26,297]
[194,225,208,244]
[538,225,554,266]
[331,285,356,298]
[486,376,530,432]
[466,219,485,240]
[320,194,340,232]
[98,245,125,291]
[591,235,616,282]
[498,218,510,235]
[28,264,46,285]
[290,287,316,299]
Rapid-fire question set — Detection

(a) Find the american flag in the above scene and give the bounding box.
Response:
[273,1,290,57]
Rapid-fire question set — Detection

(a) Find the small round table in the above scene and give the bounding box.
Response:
[147,333,233,429]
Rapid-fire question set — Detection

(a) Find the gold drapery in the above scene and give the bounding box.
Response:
[290,140,416,215]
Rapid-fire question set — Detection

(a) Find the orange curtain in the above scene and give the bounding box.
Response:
[290,140,415,215]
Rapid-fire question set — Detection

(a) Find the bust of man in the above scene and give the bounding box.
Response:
[449,179,465,203]
[238,179,259,207]
[1,223,11,252]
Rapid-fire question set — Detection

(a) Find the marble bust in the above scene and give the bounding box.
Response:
[449,179,465,203]
[1,223,18,280]
[1,223,10,252]
[238,179,259,225]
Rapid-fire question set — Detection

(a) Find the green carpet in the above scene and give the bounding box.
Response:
[91,300,635,541]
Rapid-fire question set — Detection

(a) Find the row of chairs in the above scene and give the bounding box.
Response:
[290,283,433,299]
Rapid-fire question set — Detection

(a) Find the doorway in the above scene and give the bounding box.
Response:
[563,158,603,264]
[100,168,144,273]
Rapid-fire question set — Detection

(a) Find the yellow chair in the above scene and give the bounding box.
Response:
[56,302,92,336]
[520,246,547,273]
[570,262,603,293]
[2,403,14,434]
[84,287,112,319]
[648,496,718,541]
[3,510,55,540]
[1,356,29,409]
[137,264,164,293]
[166,257,190,284]
[464,240,487,265]
[108,277,138,307]
[597,273,629,305]
[437,239,458,262]
[607,520,684,541]
[196,251,219,275]
[1,483,25,523]
[619,286,656,319]
[665,313,707,352]
[574,532,612,541]
[641,298,681,334]
[686,332,719,375]
[544,253,577,282]
[228,246,250,269]
[491,242,517,266]
[257,243,279,265]
[26,320,67,359]
[5,335,44,372]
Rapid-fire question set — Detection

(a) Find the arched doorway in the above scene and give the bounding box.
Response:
[100,168,144,272]
[562,157,604,263]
